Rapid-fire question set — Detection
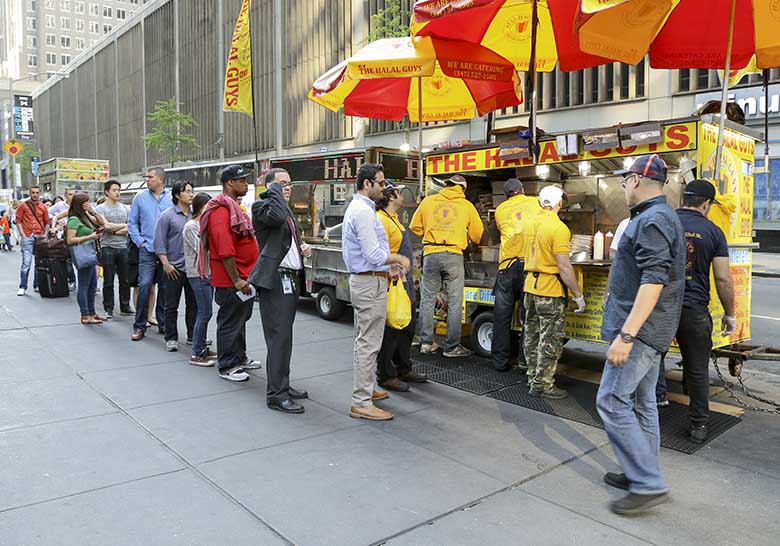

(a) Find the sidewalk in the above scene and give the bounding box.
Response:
[0,251,778,546]
[752,252,780,278]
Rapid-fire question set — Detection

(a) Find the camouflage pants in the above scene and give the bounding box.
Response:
[523,293,566,392]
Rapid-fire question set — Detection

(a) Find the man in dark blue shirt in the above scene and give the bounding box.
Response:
[598,155,685,515]
[675,179,736,444]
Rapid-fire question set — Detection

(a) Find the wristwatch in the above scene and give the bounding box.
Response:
[619,330,635,343]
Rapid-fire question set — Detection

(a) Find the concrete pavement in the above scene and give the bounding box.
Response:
[0,251,779,546]
[752,252,780,278]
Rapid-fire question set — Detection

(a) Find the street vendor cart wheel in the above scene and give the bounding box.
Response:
[470,311,494,358]
[316,286,346,321]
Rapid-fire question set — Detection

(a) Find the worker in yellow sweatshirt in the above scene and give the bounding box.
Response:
[410,174,484,358]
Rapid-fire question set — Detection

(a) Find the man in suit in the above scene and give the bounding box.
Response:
[249,168,313,414]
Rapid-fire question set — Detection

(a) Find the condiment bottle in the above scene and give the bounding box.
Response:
[593,231,605,261]
[604,231,614,260]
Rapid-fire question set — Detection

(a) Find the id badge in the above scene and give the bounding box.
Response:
[282,276,293,295]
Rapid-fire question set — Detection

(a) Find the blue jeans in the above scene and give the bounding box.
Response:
[19,235,38,290]
[597,339,669,495]
[133,247,166,332]
[76,266,98,316]
[656,355,668,403]
[189,277,214,357]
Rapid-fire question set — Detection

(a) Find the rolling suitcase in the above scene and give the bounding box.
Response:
[36,257,70,298]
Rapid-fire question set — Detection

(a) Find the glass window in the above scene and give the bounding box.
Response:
[27,0,37,11]
[61,54,71,65]
[46,52,57,65]
[89,3,98,16]
[46,34,56,46]
[75,1,84,14]
[117,8,126,19]
[26,35,37,49]
[75,37,84,50]
[75,20,85,32]
[44,0,54,8]
[89,21,99,34]
[46,15,55,28]
[103,24,113,34]
[103,6,112,17]
[28,54,38,68]
[61,17,71,30]
[60,36,70,48]
[27,17,36,30]
[60,1,70,11]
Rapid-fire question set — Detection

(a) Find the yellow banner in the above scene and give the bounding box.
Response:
[426,122,698,175]
[224,0,253,116]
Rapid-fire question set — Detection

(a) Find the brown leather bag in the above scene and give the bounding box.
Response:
[28,202,69,260]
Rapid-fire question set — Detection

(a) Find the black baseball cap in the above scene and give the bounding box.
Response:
[614,154,668,183]
[504,178,523,196]
[684,179,719,204]
[220,165,253,183]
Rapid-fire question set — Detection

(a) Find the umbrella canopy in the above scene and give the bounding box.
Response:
[411,0,611,72]
[576,0,780,69]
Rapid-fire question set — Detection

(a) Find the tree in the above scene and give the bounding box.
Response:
[142,98,200,168]
[14,143,41,180]
[367,0,412,42]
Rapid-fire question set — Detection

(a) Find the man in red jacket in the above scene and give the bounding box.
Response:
[15,186,49,296]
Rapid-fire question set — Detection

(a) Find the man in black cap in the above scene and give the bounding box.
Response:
[674,179,736,443]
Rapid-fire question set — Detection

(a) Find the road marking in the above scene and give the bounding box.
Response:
[751,314,780,322]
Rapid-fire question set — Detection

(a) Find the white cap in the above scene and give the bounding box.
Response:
[538,185,565,208]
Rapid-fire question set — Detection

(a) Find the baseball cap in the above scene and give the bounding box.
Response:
[220,165,253,183]
[538,185,565,208]
[504,178,523,196]
[614,154,668,183]
[447,174,467,188]
[684,179,719,204]
[382,181,404,195]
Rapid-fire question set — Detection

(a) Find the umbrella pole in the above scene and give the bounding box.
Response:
[418,76,424,199]
[714,0,737,187]
[765,69,772,220]
[528,0,539,164]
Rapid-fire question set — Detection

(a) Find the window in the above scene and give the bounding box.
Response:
[44,0,54,8]
[28,54,38,68]
[89,3,98,16]
[26,17,37,30]
[75,20,85,32]
[60,0,70,11]
[26,35,37,48]
[46,33,56,46]
[60,36,70,48]
[75,1,84,14]
[61,17,71,30]
[103,6,112,17]
[61,54,71,65]
[103,24,113,34]
[46,14,55,28]
[75,37,84,50]
[89,21,98,34]
[116,8,126,19]
[26,0,37,11]
[46,52,57,65]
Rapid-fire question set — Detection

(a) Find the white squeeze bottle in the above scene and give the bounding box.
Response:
[604,231,614,257]
[593,230,605,261]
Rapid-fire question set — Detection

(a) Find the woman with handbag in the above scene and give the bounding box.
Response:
[66,193,107,325]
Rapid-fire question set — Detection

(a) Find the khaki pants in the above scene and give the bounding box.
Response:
[350,274,388,407]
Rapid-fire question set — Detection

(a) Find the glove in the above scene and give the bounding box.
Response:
[573,294,586,313]
[722,315,737,336]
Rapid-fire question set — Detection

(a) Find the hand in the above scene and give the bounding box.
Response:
[83,202,94,213]
[163,262,180,280]
[234,278,252,295]
[606,336,633,366]
[573,294,586,313]
[87,232,101,241]
[722,315,737,336]
[389,264,407,281]
[300,242,313,258]
[397,255,411,272]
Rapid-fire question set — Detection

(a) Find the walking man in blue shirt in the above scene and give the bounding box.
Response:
[598,155,685,515]
[342,163,410,421]
[129,167,173,341]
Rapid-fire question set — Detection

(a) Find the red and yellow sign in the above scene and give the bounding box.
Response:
[426,121,697,175]
[224,0,253,116]
[3,139,23,157]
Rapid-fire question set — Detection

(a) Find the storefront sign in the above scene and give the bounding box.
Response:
[272,153,364,182]
[426,122,698,174]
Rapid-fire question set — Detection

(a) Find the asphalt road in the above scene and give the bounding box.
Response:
[746,276,780,376]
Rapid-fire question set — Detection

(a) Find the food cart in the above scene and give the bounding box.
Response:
[422,115,759,357]
[38,158,110,201]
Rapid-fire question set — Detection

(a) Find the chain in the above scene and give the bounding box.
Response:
[711,354,780,415]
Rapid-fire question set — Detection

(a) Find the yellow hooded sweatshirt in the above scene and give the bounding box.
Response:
[410,185,484,256]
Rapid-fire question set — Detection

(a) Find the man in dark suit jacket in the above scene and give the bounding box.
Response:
[249,168,312,414]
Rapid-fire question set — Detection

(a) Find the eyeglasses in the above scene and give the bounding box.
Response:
[371,179,387,188]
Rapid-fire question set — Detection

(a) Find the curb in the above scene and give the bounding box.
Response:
[752,271,780,279]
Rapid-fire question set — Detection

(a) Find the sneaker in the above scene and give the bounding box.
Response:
[120,307,134,316]
[350,405,394,421]
[689,424,708,444]
[189,355,215,367]
[603,472,630,491]
[610,492,670,515]
[185,338,193,345]
[33,287,39,293]
[16,288,25,296]
[657,398,670,407]
[165,340,178,352]
[105,309,114,319]
[420,342,440,354]
[203,349,218,360]
[517,359,528,372]
[529,386,568,399]
[443,345,472,358]
[219,368,249,382]
[68,282,77,291]
[240,357,262,370]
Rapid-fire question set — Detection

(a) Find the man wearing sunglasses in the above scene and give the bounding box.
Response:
[597,154,685,515]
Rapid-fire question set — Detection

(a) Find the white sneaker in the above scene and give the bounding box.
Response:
[33,287,39,293]
[165,340,178,352]
[219,368,249,382]
[16,288,25,296]
[68,282,77,291]
[240,357,262,370]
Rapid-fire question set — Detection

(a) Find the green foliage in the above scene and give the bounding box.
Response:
[142,97,200,168]
[14,143,41,180]
[367,0,412,42]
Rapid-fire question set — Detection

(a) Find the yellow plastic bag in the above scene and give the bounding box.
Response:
[386,279,412,330]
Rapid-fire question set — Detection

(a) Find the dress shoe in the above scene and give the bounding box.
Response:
[372,389,390,401]
[689,424,708,444]
[288,387,309,400]
[399,370,428,383]
[131,330,145,341]
[380,378,409,392]
[603,472,630,491]
[268,398,304,414]
[610,492,669,515]
[350,405,393,421]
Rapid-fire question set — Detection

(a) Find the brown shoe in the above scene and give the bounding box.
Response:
[379,378,409,392]
[131,330,145,341]
[372,389,390,401]
[350,405,394,421]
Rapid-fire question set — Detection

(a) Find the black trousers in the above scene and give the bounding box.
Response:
[377,315,415,383]
[214,287,254,373]
[258,273,298,402]
[675,306,713,427]
[101,246,131,313]
[163,270,197,343]
[492,260,526,371]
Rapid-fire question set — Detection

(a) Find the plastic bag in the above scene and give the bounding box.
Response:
[386,279,412,330]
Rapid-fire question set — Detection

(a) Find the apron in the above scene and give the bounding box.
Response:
[383,210,416,305]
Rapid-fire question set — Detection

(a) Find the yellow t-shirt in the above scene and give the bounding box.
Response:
[377,209,404,254]
[409,185,484,256]
[523,209,571,298]
[494,194,541,270]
